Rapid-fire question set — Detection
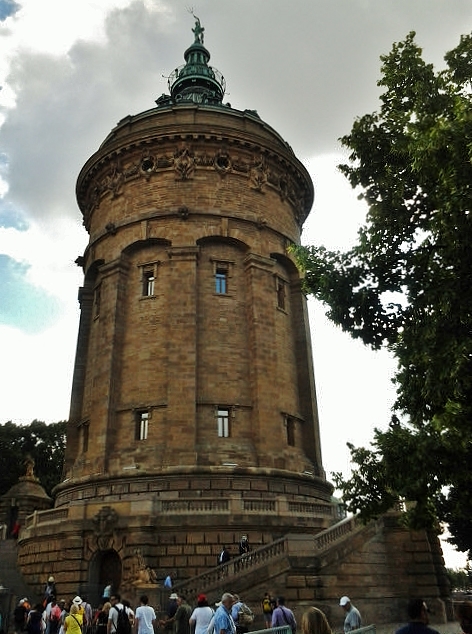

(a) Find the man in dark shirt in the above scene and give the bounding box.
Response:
[395,599,440,634]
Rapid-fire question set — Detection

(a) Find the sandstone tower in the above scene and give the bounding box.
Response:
[17,19,334,601]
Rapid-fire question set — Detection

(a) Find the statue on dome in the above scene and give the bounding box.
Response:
[191,12,205,44]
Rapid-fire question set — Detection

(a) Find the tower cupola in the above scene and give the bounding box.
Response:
[164,15,226,105]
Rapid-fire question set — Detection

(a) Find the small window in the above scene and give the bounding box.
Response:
[138,261,160,298]
[286,417,295,447]
[143,270,155,296]
[135,411,149,440]
[276,278,286,310]
[211,258,234,295]
[94,284,101,317]
[215,267,228,294]
[82,423,89,453]
[217,407,230,437]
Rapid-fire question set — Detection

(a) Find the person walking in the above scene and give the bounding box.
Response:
[271,597,296,634]
[218,547,230,566]
[134,595,156,634]
[339,597,361,634]
[261,593,273,629]
[213,594,236,634]
[94,603,111,634]
[13,599,28,634]
[63,605,82,634]
[27,604,45,634]
[190,594,214,634]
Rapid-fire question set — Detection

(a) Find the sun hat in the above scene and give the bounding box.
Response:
[169,593,178,600]
[72,596,82,605]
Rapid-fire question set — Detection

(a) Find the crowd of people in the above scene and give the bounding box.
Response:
[10,575,472,634]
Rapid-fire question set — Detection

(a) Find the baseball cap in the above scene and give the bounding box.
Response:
[339,596,350,607]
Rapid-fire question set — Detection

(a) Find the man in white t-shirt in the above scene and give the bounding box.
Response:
[135,595,156,634]
[108,595,125,634]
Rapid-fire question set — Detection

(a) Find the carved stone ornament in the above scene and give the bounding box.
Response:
[104,162,124,198]
[131,549,158,585]
[92,506,119,551]
[249,158,268,192]
[174,146,195,180]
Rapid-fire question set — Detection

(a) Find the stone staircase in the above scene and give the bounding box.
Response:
[172,515,366,604]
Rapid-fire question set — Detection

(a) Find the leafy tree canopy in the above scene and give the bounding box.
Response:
[293,32,472,556]
[0,420,66,497]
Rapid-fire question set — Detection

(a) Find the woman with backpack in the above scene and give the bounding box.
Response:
[26,604,45,634]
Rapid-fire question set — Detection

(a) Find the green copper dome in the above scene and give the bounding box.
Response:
[157,15,226,107]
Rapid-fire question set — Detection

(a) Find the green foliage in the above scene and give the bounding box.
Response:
[0,420,66,497]
[293,32,472,557]
[446,567,472,592]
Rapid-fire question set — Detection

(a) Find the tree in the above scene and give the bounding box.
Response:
[445,568,470,592]
[292,32,472,556]
[0,420,66,496]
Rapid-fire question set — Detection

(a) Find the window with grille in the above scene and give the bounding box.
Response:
[217,407,230,437]
[135,410,149,440]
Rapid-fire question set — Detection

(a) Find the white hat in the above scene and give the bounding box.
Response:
[169,593,178,600]
[339,596,350,607]
[72,596,82,605]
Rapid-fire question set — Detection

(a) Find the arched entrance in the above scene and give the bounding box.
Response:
[88,550,122,607]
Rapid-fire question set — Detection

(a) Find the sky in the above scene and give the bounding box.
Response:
[0,0,471,567]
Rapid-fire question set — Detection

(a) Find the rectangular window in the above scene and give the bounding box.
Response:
[286,417,295,446]
[217,407,230,437]
[135,411,149,440]
[94,284,101,317]
[82,423,89,453]
[277,278,286,310]
[143,270,155,296]
[211,258,234,295]
[215,267,228,294]
[138,260,160,298]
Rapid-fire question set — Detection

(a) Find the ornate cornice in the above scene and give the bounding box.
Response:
[77,129,312,231]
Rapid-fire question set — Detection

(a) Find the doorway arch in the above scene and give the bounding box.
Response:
[88,550,122,607]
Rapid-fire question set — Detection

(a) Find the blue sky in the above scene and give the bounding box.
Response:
[0,0,470,566]
[0,0,19,21]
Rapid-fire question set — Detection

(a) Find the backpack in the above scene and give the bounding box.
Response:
[207,612,215,634]
[263,598,273,613]
[14,606,26,623]
[114,607,132,634]
[238,604,254,627]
